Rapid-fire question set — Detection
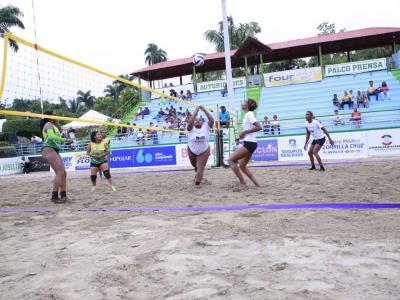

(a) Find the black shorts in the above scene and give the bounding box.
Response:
[220,121,228,126]
[90,161,106,168]
[243,141,258,154]
[311,137,326,146]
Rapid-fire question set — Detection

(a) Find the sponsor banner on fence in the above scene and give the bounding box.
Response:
[197,78,246,92]
[278,136,308,161]
[320,131,368,159]
[59,152,75,171]
[264,67,322,87]
[325,58,387,77]
[175,143,218,167]
[251,139,279,161]
[109,149,134,169]
[0,157,22,175]
[132,145,176,167]
[74,152,91,170]
[367,129,400,156]
[28,156,50,172]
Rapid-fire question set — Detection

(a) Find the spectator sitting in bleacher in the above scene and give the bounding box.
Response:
[136,129,145,145]
[340,91,352,110]
[356,91,368,108]
[221,83,228,97]
[170,89,177,98]
[263,116,270,134]
[143,107,150,115]
[177,106,184,117]
[186,90,192,101]
[271,115,280,135]
[379,81,391,101]
[367,80,379,101]
[170,105,176,115]
[350,108,362,127]
[219,106,230,128]
[332,94,340,109]
[349,90,355,108]
[333,110,345,126]
[146,122,158,144]
[179,90,186,100]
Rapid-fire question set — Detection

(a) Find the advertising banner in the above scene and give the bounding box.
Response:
[74,152,91,171]
[0,157,22,175]
[175,143,217,167]
[367,129,400,156]
[251,139,279,161]
[27,156,50,172]
[325,58,387,77]
[132,145,176,167]
[109,149,134,169]
[197,77,246,92]
[59,152,75,172]
[278,136,308,161]
[264,67,322,87]
[320,131,368,159]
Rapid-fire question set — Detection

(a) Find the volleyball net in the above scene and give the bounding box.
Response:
[0,32,203,134]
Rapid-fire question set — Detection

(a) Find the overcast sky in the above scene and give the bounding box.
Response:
[2,0,400,76]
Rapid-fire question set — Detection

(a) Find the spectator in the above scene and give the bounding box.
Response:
[350,108,362,127]
[361,91,369,108]
[169,82,174,87]
[263,116,270,134]
[332,110,344,126]
[349,90,355,108]
[143,107,150,115]
[178,122,186,142]
[177,106,184,116]
[164,83,168,88]
[367,80,379,101]
[186,90,192,101]
[332,94,340,109]
[356,90,368,108]
[68,128,77,149]
[136,129,145,145]
[170,105,176,114]
[179,90,186,100]
[170,89,177,98]
[20,156,31,174]
[340,91,352,110]
[379,81,391,101]
[219,106,230,128]
[271,115,280,135]
[221,82,228,97]
[31,134,43,144]
[147,122,158,144]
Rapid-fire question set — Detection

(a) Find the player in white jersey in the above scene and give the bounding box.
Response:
[304,111,334,171]
[228,99,262,187]
[187,105,214,185]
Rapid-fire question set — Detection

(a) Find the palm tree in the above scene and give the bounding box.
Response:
[0,5,25,52]
[144,43,168,66]
[67,99,86,115]
[113,74,136,92]
[104,84,122,103]
[76,90,96,108]
[204,16,261,52]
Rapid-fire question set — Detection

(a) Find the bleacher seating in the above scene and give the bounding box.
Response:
[111,69,400,147]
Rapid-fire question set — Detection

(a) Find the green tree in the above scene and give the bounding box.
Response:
[93,96,118,116]
[104,84,123,104]
[0,5,25,52]
[204,16,261,51]
[76,90,96,108]
[67,99,86,115]
[144,43,168,66]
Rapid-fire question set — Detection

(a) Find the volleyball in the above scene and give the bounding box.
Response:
[193,53,205,67]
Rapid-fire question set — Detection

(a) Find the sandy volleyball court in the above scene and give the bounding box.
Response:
[1,158,400,299]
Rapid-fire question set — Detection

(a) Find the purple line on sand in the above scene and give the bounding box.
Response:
[86,203,400,213]
[109,159,400,176]
[0,209,52,213]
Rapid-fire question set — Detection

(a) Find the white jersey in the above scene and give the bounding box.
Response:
[188,123,211,155]
[242,111,258,142]
[305,119,325,140]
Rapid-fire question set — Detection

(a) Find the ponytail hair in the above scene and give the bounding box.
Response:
[39,111,54,136]
[247,99,258,111]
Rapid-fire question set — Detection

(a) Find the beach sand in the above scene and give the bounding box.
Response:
[1,158,400,299]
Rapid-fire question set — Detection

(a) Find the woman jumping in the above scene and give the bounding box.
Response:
[187,105,214,185]
[228,99,261,187]
[40,111,72,203]
[87,131,116,191]
[304,111,334,171]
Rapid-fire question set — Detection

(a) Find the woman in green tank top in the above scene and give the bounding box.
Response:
[86,131,116,192]
[40,111,73,203]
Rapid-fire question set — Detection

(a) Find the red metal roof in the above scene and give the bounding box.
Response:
[133,27,400,80]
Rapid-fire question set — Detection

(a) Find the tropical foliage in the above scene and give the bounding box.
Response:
[0,4,25,52]
[144,43,168,66]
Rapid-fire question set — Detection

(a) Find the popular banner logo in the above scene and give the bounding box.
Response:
[133,146,176,167]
